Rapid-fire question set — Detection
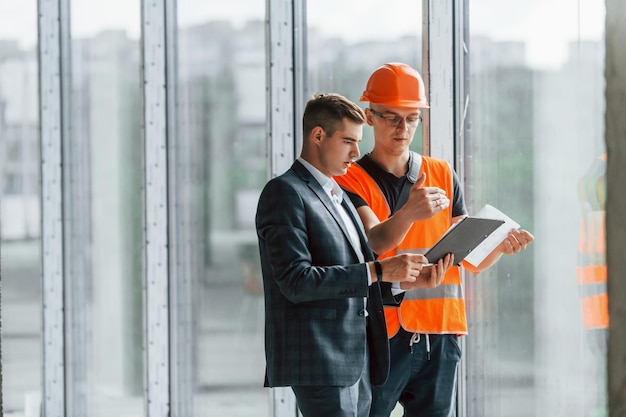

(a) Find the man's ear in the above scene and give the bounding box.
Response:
[364,108,375,126]
[311,126,324,143]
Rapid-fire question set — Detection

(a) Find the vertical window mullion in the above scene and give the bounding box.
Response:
[38,0,66,415]
[60,0,90,413]
[142,0,170,415]
[424,1,464,415]
[164,0,194,416]
[266,0,299,416]
[452,0,469,416]
[422,0,455,163]
[267,0,297,178]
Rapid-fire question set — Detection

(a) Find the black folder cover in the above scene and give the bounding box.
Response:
[424,217,505,266]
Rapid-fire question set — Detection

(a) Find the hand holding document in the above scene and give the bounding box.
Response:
[463,204,520,267]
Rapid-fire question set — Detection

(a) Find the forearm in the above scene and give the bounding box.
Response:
[462,247,504,274]
[367,209,415,254]
[275,262,370,302]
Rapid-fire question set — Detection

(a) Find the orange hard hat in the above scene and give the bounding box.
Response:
[360,62,429,108]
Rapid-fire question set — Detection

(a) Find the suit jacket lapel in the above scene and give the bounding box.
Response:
[292,161,369,261]
[341,197,375,262]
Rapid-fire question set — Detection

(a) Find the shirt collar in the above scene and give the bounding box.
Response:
[297,157,343,201]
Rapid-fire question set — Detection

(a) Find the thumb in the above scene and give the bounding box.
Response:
[413,172,427,189]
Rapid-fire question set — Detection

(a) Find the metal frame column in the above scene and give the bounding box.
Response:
[38,0,67,415]
[162,0,195,416]
[423,1,467,415]
[267,0,298,178]
[141,0,171,415]
[452,1,470,416]
[422,0,456,163]
[266,0,300,415]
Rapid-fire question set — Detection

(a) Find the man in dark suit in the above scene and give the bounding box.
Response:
[256,93,453,417]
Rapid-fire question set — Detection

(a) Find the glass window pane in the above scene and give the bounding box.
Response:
[65,2,144,416]
[0,1,42,415]
[465,1,606,416]
[172,2,268,416]
[306,0,424,154]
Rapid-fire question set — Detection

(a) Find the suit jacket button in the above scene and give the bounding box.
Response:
[358,309,366,317]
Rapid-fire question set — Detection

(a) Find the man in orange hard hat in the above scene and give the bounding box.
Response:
[335,62,535,417]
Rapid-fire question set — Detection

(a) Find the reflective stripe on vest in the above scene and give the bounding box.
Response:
[401,283,464,301]
[336,153,468,337]
[579,280,607,298]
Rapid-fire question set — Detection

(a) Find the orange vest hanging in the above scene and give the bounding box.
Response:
[336,153,468,337]
[576,154,608,329]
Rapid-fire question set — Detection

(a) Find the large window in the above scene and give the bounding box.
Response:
[464,1,606,416]
[305,0,424,155]
[305,3,423,416]
[0,1,42,416]
[171,1,268,415]
[64,2,144,416]
[1,2,613,417]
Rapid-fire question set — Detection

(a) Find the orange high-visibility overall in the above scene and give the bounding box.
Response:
[577,154,608,329]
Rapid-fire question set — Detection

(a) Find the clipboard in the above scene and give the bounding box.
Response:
[424,217,505,266]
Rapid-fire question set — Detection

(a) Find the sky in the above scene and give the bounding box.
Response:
[470,0,605,68]
[0,0,605,69]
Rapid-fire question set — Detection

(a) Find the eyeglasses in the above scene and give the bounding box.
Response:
[369,108,422,128]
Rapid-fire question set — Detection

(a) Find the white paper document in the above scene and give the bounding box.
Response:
[463,204,520,267]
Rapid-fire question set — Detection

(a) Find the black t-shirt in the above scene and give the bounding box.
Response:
[344,153,468,217]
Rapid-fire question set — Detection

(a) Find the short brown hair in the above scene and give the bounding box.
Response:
[302,93,366,138]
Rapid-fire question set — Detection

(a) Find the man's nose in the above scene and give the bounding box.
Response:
[396,118,409,130]
[352,143,360,157]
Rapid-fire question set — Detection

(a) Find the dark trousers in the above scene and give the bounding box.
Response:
[370,329,461,417]
[292,346,372,417]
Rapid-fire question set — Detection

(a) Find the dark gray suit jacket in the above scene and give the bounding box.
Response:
[256,160,397,388]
